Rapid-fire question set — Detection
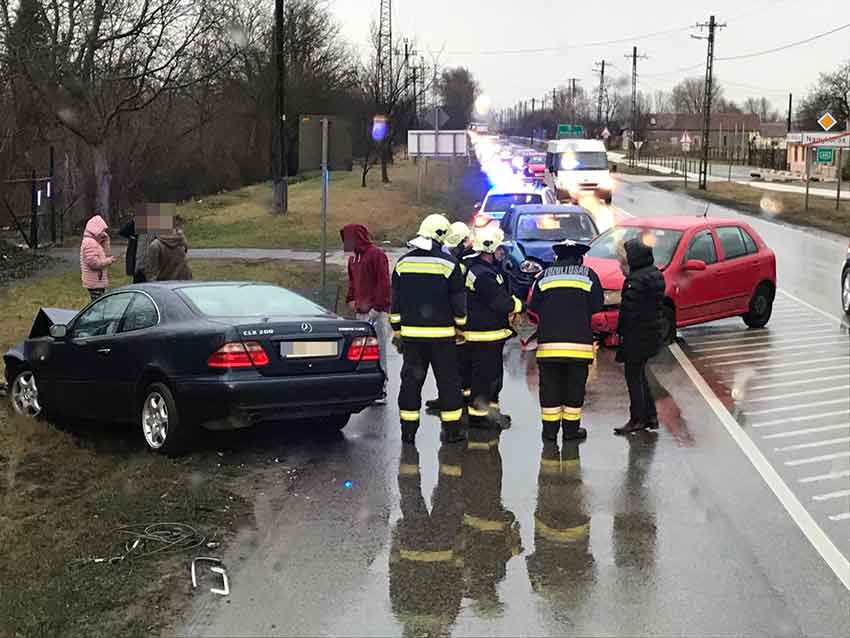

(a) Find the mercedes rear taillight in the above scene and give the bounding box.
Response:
[346,336,380,362]
[208,341,270,369]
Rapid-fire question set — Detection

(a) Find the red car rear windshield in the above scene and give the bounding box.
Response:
[587,226,684,268]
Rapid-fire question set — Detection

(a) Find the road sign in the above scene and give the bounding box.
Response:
[634,141,644,150]
[407,130,468,157]
[423,107,450,130]
[816,147,834,163]
[680,130,693,144]
[817,111,837,132]
[801,131,850,148]
[557,123,585,139]
[601,127,611,140]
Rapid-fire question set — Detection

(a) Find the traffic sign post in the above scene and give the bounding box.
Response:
[818,111,837,132]
[817,147,834,163]
[557,123,585,139]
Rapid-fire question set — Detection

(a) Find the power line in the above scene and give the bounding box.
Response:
[439,25,694,56]
[717,22,850,60]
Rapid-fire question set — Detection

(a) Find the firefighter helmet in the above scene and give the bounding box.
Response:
[417,214,452,242]
[472,225,505,254]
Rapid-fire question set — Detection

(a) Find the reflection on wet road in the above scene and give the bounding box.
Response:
[181,343,849,637]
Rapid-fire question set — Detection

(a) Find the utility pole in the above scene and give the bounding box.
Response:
[694,15,726,190]
[377,0,392,105]
[273,0,288,214]
[595,60,606,132]
[566,78,580,123]
[625,46,648,165]
[552,88,557,115]
[787,92,793,133]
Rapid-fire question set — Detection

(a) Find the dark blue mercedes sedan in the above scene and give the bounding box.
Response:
[4,282,385,454]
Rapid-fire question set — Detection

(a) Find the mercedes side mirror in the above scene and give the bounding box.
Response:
[49,324,68,339]
[611,163,618,173]
[684,259,707,272]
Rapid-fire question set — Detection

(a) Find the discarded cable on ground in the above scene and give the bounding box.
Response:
[71,522,206,567]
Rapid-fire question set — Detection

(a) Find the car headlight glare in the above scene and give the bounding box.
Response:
[520,260,543,274]
[600,176,614,191]
[603,290,621,306]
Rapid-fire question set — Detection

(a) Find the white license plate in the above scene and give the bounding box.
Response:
[281,341,338,358]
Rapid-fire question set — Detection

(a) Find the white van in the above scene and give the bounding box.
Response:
[544,139,614,204]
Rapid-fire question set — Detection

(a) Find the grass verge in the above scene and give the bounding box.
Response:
[177,157,478,249]
[653,180,850,237]
[0,257,345,638]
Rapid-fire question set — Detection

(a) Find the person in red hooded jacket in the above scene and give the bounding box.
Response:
[341,224,391,403]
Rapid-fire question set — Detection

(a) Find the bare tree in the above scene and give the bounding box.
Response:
[2,0,238,222]
[671,76,724,114]
[744,96,779,121]
[797,58,849,130]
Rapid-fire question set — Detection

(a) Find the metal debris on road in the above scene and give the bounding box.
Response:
[191,557,230,596]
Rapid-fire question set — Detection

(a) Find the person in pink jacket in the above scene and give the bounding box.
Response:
[80,215,118,301]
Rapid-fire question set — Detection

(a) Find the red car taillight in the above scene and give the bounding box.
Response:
[208,341,270,368]
[347,336,380,362]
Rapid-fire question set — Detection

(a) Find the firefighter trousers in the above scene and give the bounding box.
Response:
[399,340,464,432]
[538,360,589,431]
[467,341,505,422]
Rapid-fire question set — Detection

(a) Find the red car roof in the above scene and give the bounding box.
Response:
[617,215,745,230]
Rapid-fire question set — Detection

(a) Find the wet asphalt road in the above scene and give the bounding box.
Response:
[179,177,850,637]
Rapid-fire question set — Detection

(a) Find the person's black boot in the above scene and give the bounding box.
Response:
[494,412,512,430]
[562,422,588,442]
[441,425,467,444]
[542,421,560,441]
[401,422,418,444]
[646,415,660,430]
[424,398,440,413]
[614,419,647,436]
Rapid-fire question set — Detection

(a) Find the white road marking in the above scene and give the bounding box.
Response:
[690,331,839,353]
[829,513,850,521]
[730,364,850,382]
[764,424,850,439]
[752,410,850,428]
[813,491,850,502]
[714,354,849,367]
[745,385,850,403]
[745,401,849,417]
[785,451,850,467]
[775,437,850,452]
[724,355,850,372]
[777,289,850,328]
[670,343,850,590]
[683,327,825,346]
[749,375,849,391]
[701,340,850,360]
[799,470,850,484]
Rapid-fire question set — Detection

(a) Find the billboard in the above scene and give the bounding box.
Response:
[298,115,353,172]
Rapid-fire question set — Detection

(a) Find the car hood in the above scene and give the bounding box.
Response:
[29,307,78,339]
[516,240,556,264]
[584,256,625,290]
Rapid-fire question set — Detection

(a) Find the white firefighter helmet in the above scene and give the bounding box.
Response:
[416,214,452,242]
[445,221,471,247]
[472,225,505,254]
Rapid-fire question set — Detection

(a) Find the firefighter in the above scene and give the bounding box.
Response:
[464,224,525,428]
[461,429,522,616]
[528,240,603,442]
[526,441,595,618]
[426,221,473,413]
[389,444,465,636]
[391,214,467,444]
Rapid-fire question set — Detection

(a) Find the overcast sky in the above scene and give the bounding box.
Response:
[328,0,850,115]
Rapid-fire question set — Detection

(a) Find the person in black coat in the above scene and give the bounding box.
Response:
[614,237,666,435]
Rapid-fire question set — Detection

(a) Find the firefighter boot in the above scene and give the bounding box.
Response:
[542,421,560,442]
[562,421,588,442]
[401,422,418,444]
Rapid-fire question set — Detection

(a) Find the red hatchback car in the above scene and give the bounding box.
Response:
[584,216,777,343]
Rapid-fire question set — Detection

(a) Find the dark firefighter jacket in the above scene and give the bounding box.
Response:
[617,238,666,362]
[463,255,524,343]
[390,245,466,340]
[389,445,464,634]
[528,255,603,361]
